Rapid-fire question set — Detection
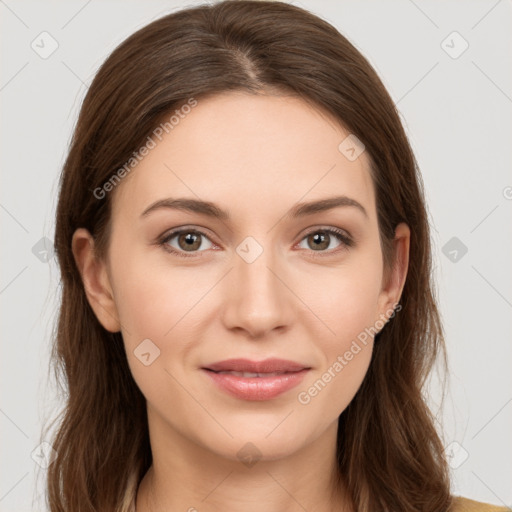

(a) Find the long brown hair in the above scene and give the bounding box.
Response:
[45,1,452,510]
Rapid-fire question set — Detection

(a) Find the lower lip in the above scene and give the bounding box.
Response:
[202,369,310,401]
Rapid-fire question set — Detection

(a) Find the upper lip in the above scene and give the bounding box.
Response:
[203,358,310,373]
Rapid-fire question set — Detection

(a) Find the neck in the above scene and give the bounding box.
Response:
[136,415,353,512]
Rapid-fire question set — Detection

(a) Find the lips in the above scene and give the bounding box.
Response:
[214,371,286,378]
[203,358,309,374]
[201,358,311,401]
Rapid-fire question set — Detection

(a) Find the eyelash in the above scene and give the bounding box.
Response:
[158,226,354,259]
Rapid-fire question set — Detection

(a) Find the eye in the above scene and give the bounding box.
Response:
[159,228,214,258]
[158,226,353,259]
[296,227,353,256]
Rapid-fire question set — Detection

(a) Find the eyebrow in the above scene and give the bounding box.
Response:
[140,195,368,220]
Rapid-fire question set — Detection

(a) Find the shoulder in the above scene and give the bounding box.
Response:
[449,496,510,512]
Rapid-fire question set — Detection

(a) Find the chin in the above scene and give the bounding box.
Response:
[196,418,319,464]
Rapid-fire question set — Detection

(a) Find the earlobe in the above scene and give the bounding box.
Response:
[377,222,410,322]
[71,228,121,333]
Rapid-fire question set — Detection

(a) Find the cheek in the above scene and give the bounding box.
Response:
[111,248,208,340]
[294,255,381,409]
[111,260,201,408]
[302,254,383,337]
[107,243,183,355]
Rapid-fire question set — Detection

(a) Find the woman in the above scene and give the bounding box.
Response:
[45,1,508,511]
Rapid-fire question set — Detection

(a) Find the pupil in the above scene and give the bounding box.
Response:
[180,232,200,251]
[311,232,328,250]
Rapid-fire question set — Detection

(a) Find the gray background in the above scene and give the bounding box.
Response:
[1,0,511,510]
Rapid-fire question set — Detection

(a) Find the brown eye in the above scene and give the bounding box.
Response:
[177,232,202,251]
[306,231,330,251]
[161,229,214,257]
[297,228,353,254]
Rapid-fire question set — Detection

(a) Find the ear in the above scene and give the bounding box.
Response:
[376,222,410,322]
[71,228,121,333]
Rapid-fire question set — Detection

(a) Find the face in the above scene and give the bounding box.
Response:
[73,91,409,463]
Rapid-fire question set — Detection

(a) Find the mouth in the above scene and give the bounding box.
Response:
[201,359,311,401]
[205,370,300,378]
[203,357,310,374]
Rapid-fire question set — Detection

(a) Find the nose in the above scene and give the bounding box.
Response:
[221,242,295,339]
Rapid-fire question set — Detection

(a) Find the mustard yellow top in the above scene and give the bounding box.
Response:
[450,496,510,512]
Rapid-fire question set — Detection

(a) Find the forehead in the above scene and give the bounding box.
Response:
[111,92,376,222]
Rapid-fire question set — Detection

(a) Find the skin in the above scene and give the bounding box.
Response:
[72,91,410,512]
